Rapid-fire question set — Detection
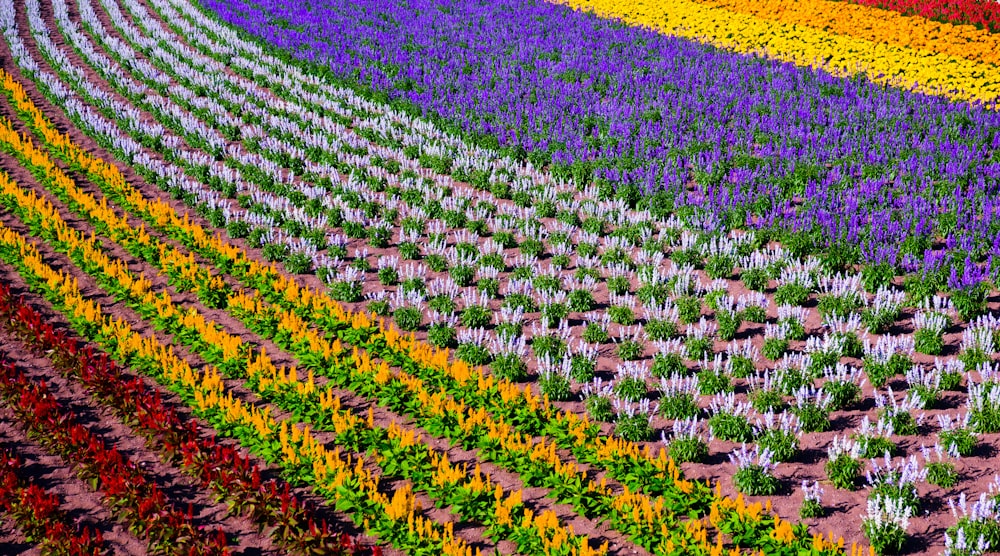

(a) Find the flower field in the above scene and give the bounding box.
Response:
[0,0,997,554]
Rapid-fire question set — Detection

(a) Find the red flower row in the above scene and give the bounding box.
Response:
[0,356,229,555]
[0,448,107,555]
[845,0,1000,33]
[0,284,376,556]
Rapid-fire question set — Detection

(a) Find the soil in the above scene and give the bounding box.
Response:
[0,0,997,554]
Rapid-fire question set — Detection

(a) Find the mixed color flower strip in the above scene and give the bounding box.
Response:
[0,284,370,555]
[0,45,852,552]
[5,0,998,550]
[557,0,1000,103]
[697,0,1000,66]
[199,0,1000,289]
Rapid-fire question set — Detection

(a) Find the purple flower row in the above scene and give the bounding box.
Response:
[200,0,1000,286]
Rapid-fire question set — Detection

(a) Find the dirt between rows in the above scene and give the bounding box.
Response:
[3,0,1000,553]
[0,3,648,554]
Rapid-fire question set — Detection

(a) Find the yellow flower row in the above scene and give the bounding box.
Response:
[0,96,598,556]
[699,0,1000,67]
[0,68,847,555]
[554,0,1000,103]
[0,107,485,550]
[0,125,601,555]
[235,259,847,554]
[0,215,474,554]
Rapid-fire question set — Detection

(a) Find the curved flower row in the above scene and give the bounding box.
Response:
[194,0,1000,292]
[0,353,230,555]
[0,115,599,555]
[557,0,1000,103]
[0,63,685,555]
[4,0,996,552]
[0,283,371,555]
[0,60,853,554]
[698,0,1000,66]
[0,16,852,548]
[0,75,714,552]
[0,211,478,555]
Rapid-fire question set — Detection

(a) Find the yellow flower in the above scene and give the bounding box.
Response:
[771,516,795,544]
[386,484,416,521]
[556,0,1000,103]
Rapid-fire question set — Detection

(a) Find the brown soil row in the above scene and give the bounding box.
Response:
[9,0,1000,553]
[1,3,649,553]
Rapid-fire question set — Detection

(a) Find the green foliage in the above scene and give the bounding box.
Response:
[651,352,686,378]
[616,339,645,361]
[477,277,500,298]
[615,413,654,442]
[398,242,421,260]
[538,371,572,401]
[532,334,567,360]
[675,296,702,324]
[938,427,978,457]
[704,254,734,279]
[740,306,767,324]
[793,403,831,433]
[925,461,959,488]
[762,338,788,361]
[613,376,648,402]
[449,264,476,287]
[608,305,635,326]
[377,266,399,286]
[858,436,898,459]
[825,454,862,490]
[425,253,448,272]
[733,464,780,496]
[668,435,708,463]
[799,498,825,519]
[861,306,897,334]
[741,267,769,291]
[817,292,862,320]
[708,413,753,443]
[393,306,422,331]
[585,396,614,422]
[540,302,569,328]
[914,328,944,355]
[428,294,457,315]
[861,263,896,293]
[879,408,918,436]
[567,289,595,312]
[606,275,631,295]
[685,337,713,361]
[774,283,810,306]
[749,389,785,414]
[569,354,596,383]
[729,355,755,379]
[756,428,799,463]
[582,323,609,344]
[491,353,528,382]
[461,305,492,328]
[717,311,741,341]
[427,323,457,348]
[644,318,677,341]
[824,380,861,410]
[952,283,988,322]
[660,392,699,420]
[697,368,731,395]
[455,342,491,366]
[863,513,907,556]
